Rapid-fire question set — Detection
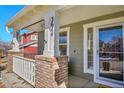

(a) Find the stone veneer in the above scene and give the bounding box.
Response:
[35,55,68,88]
[7,50,23,72]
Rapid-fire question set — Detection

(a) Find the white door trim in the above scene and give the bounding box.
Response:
[95,22,124,87]
[83,27,94,74]
[83,17,124,87]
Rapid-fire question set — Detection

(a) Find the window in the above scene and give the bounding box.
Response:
[87,28,93,70]
[83,27,94,74]
[59,27,70,57]
[31,35,37,40]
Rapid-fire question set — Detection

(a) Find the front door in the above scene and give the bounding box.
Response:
[95,23,124,87]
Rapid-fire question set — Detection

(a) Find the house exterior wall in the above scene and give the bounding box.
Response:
[61,10,124,80]
[36,9,124,80]
[21,32,38,54]
[22,32,37,44]
[69,24,93,80]
[24,46,37,54]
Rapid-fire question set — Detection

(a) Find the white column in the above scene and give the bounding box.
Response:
[43,11,60,57]
[12,29,20,51]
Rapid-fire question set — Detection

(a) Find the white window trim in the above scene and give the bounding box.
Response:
[59,27,70,58]
[31,35,37,40]
[83,27,94,74]
[83,17,124,87]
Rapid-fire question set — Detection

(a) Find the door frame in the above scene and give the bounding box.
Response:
[95,22,124,87]
[83,17,124,87]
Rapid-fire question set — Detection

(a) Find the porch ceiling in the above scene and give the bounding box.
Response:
[6,5,75,31]
[6,5,44,30]
[7,5,35,28]
[21,20,44,32]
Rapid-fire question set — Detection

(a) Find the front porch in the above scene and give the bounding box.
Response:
[1,70,103,88]
[5,5,124,88]
[1,70,34,88]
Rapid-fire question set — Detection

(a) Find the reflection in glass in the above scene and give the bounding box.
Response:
[59,32,67,43]
[59,45,67,55]
[99,26,123,81]
[87,28,93,70]
[59,31,67,56]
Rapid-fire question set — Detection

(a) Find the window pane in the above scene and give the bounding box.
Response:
[99,26,123,81]
[87,28,93,69]
[59,45,67,55]
[59,32,67,43]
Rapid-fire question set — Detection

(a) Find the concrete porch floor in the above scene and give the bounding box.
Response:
[68,75,100,88]
[1,70,106,88]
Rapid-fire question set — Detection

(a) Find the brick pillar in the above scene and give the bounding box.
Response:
[35,55,68,88]
[7,50,23,72]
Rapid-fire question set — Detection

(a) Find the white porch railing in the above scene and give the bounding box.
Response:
[13,56,35,86]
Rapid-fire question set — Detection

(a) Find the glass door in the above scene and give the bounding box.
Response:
[97,24,124,87]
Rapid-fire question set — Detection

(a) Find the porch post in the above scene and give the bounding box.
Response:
[43,11,60,57]
[12,29,20,51]
[35,10,68,88]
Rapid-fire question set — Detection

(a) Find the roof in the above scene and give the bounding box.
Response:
[6,5,35,28]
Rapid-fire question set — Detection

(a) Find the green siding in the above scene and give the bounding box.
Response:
[38,11,124,80]
[63,11,124,80]
[69,24,93,80]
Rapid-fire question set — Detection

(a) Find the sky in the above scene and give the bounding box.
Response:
[0,5,25,43]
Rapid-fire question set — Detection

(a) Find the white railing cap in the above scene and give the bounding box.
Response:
[13,55,36,62]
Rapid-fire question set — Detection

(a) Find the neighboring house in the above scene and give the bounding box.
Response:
[19,31,38,59]
[6,5,124,88]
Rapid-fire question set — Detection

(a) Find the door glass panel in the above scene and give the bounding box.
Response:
[87,28,93,70]
[99,26,123,81]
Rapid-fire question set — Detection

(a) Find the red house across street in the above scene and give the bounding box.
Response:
[19,31,38,59]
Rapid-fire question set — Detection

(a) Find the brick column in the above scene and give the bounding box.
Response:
[7,50,23,72]
[35,55,68,88]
